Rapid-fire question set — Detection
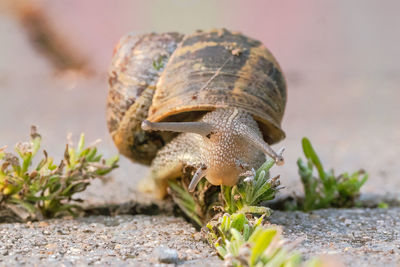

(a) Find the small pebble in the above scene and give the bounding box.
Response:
[155,246,179,264]
[42,230,50,235]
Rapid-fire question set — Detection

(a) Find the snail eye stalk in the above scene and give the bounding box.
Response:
[141,120,213,137]
[238,124,285,165]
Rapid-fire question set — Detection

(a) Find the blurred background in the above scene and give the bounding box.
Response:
[0,0,399,204]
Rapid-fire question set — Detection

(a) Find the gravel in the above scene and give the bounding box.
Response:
[154,246,180,264]
[270,208,400,267]
[0,215,219,266]
[1,208,399,266]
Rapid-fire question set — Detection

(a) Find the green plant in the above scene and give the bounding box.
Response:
[0,126,119,220]
[297,137,368,211]
[168,159,281,226]
[168,159,305,266]
[222,159,280,215]
[168,151,330,266]
[206,213,302,267]
[168,179,204,227]
[378,202,388,209]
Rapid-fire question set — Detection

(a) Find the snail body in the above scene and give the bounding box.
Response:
[107,29,287,198]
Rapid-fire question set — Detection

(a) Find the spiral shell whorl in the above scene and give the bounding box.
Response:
[148,29,286,144]
[107,32,184,164]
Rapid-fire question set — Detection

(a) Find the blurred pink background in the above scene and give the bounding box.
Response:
[0,0,399,203]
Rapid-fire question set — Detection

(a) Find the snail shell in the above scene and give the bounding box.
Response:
[107,29,286,165]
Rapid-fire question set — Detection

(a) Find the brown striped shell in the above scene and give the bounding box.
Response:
[106,32,184,164]
[107,29,287,165]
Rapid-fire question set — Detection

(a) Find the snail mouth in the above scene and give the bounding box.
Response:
[206,168,240,187]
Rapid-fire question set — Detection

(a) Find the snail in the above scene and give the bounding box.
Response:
[107,29,287,198]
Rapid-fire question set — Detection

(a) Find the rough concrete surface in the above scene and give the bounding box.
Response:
[1,1,400,266]
[270,208,400,267]
[0,215,219,266]
[1,209,399,266]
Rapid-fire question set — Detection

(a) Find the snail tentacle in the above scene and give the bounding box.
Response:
[238,124,285,166]
[188,165,207,192]
[141,120,213,137]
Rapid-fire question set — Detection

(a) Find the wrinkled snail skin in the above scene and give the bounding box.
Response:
[143,108,267,198]
[107,29,287,198]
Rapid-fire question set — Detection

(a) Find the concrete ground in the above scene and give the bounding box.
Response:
[270,208,400,267]
[0,215,219,266]
[0,1,400,266]
[0,209,399,266]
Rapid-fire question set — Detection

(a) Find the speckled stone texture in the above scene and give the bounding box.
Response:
[270,208,400,267]
[1,209,399,266]
[0,215,219,266]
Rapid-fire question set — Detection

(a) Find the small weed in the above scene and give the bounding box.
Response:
[168,159,312,266]
[168,158,281,226]
[168,179,204,227]
[297,137,368,211]
[222,159,280,215]
[169,137,369,266]
[0,126,119,220]
[378,202,389,209]
[206,213,303,267]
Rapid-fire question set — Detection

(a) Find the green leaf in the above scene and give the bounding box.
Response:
[21,153,32,176]
[264,250,302,267]
[221,214,229,233]
[298,137,368,211]
[243,223,250,241]
[253,214,265,228]
[216,244,227,258]
[106,154,119,167]
[230,213,246,232]
[26,195,50,202]
[378,202,388,209]
[230,228,244,244]
[301,137,325,180]
[31,136,41,157]
[168,180,195,204]
[304,258,324,267]
[77,134,85,153]
[86,148,97,161]
[10,199,37,214]
[252,181,273,204]
[249,227,277,265]
[240,206,271,216]
[255,159,274,177]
